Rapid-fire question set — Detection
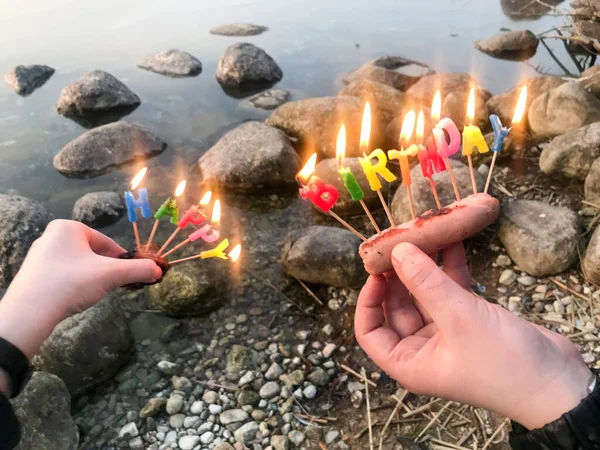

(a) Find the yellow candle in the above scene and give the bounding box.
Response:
[462,124,489,156]
[358,149,397,191]
[200,239,229,260]
[389,145,418,186]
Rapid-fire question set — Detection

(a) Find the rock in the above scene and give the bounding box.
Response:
[200,432,215,444]
[4,64,54,95]
[140,397,168,418]
[193,122,300,192]
[486,76,566,126]
[202,390,219,404]
[169,413,185,428]
[325,429,341,444]
[234,421,259,443]
[208,404,222,414]
[271,435,289,450]
[216,43,282,90]
[71,191,125,228]
[496,254,512,266]
[137,49,202,77]
[148,263,228,316]
[53,121,167,179]
[11,372,78,450]
[498,200,582,276]
[280,370,305,387]
[214,444,235,450]
[0,195,52,287]
[265,363,284,380]
[474,30,539,60]
[517,276,537,286]
[227,345,258,373]
[266,97,363,158]
[539,122,600,181]
[179,436,201,450]
[220,409,249,425]
[237,390,260,406]
[157,360,181,375]
[166,394,184,414]
[55,70,140,122]
[119,422,139,439]
[342,56,433,91]
[259,381,281,399]
[578,65,600,98]
[528,82,600,138]
[406,73,491,105]
[391,160,485,224]
[323,343,337,358]
[210,23,268,36]
[499,269,517,285]
[303,385,317,399]
[33,296,134,397]
[248,89,290,110]
[585,158,600,211]
[307,368,329,386]
[282,226,367,289]
[440,89,491,132]
[288,430,306,447]
[582,225,600,284]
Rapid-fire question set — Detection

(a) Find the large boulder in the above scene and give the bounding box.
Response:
[391,160,485,224]
[0,195,52,287]
[498,200,581,276]
[55,70,140,122]
[440,89,491,132]
[216,43,282,89]
[72,191,125,228]
[193,121,300,192]
[11,372,78,450]
[474,30,539,60]
[528,82,600,138]
[266,97,363,158]
[486,76,566,126]
[585,158,600,212]
[406,72,492,105]
[539,122,600,181]
[148,263,228,316]
[209,23,268,36]
[137,49,202,77]
[281,226,367,289]
[342,56,433,91]
[583,225,600,284]
[53,121,167,178]
[4,64,54,95]
[578,65,600,99]
[33,296,134,397]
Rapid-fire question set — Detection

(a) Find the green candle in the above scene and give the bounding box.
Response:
[339,166,364,201]
[154,197,179,224]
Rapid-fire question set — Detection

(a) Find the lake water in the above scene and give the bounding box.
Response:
[0,0,576,251]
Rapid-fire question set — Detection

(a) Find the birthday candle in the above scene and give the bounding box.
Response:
[431,91,461,201]
[189,200,221,243]
[146,180,187,250]
[124,167,151,249]
[461,89,489,194]
[201,239,230,260]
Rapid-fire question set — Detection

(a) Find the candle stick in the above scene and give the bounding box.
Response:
[416,112,444,209]
[146,180,186,250]
[170,240,242,265]
[461,88,489,194]
[297,153,367,241]
[389,110,419,219]
[124,167,151,250]
[336,125,380,233]
[431,91,462,201]
[357,102,397,227]
[484,85,528,194]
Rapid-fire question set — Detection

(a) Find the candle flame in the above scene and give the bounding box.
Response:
[360,102,371,152]
[130,167,147,190]
[431,91,441,123]
[336,125,346,167]
[174,180,186,197]
[399,110,416,149]
[229,244,242,262]
[211,200,221,224]
[416,111,425,144]
[199,191,212,205]
[512,85,528,125]
[466,88,476,125]
[297,153,317,183]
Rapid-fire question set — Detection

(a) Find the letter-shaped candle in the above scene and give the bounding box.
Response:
[200,239,229,260]
[462,89,487,194]
[124,167,150,249]
[358,149,397,191]
[431,91,461,201]
[189,199,221,243]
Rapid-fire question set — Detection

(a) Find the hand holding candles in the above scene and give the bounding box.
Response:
[125,167,151,249]
[462,88,489,194]
[146,180,186,249]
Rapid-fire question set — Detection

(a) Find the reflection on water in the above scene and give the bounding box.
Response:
[501,0,565,21]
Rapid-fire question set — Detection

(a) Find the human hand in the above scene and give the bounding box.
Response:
[355,242,592,430]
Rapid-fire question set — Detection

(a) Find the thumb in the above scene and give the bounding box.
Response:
[391,242,474,333]
[102,257,164,288]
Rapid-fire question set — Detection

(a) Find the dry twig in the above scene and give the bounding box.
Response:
[378,390,408,450]
[362,367,374,450]
[338,363,377,387]
[481,418,510,450]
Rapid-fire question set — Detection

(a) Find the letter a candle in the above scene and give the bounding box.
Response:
[146,179,187,250]
[462,88,489,194]
[124,167,151,250]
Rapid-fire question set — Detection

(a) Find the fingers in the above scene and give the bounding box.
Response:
[391,242,474,332]
[442,242,472,291]
[83,226,127,257]
[100,257,163,289]
[383,272,425,338]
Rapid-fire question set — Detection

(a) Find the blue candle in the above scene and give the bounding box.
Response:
[124,188,152,222]
[490,114,510,153]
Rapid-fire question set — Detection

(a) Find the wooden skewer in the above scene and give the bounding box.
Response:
[162,238,191,258]
[361,367,374,450]
[406,185,415,220]
[169,253,203,265]
[132,222,141,250]
[429,178,442,209]
[157,228,181,255]
[145,219,160,250]
[466,154,478,194]
[444,157,461,201]
[359,199,381,233]
[484,152,498,194]
[376,190,396,227]
[328,211,367,241]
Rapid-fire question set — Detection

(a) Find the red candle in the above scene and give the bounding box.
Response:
[299,176,339,213]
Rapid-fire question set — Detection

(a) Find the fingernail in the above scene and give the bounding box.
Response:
[392,243,413,264]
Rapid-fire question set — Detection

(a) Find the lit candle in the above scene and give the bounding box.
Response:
[431,91,461,201]
[415,111,443,209]
[485,85,528,194]
[461,88,489,194]
[124,167,151,250]
[146,180,187,249]
[189,199,220,244]
[389,110,419,219]
[336,125,380,233]
[357,102,397,227]
[169,240,242,265]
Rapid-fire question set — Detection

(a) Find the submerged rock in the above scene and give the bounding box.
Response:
[583,225,600,284]
[498,200,581,276]
[0,195,52,287]
[266,97,362,158]
[193,121,300,192]
[55,70,140,123]
[11,372,79,450]
[3,64,54,95]
[226,345,259,373]
[53,121,167,178]
[343,56,433,91]
[528,82,600,138]
[33,296,134,397]
[281,226,367,289]
[149,263,228,316]
[210,23,268,36]
[72,191,125,228]
[137,49,202,77]
[248,89,290,110]
[216,43,282,91]
[474,30,539,60]
[539,122,600,181]
[391,160,485,224]
[406,72,492,105]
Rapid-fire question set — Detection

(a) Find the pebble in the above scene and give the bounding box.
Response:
[129,436,144,450]
[303,385,317,399]
[271,435,289,450]
[169,413,185,428]
[234,421,259,443]
[190,401,204,415]
[328,299,343,310]
[288,430,306,446]
[307,368,329,386]
[260,381,281,399]
[157,361,180,375]
[280,370,304,387]
[183,416,201,429]
[499,269,517,286]
[239,371,256,386]
[179,435,201,450]
[561,296,573,306]
[198,422,214,433]
[325,429,341,444]
[265,363,283,380]
[517,276,537,286]
[119,422,139,439]
[200,431,215,444]
[166,394,184,414]
[554,300,566,314]
[209,404,223,414]
[220,409,249,425]
[203,390,219,404]
[496,255,512,266]
[165,430,178,445]
[322,343,337,358]
[322,324,334,336]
